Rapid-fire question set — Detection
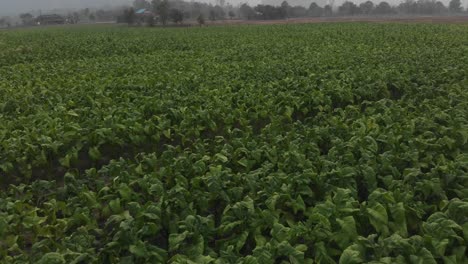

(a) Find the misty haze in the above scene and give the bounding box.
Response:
[1,0,466,14]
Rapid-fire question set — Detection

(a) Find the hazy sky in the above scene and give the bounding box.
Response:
[0,0,465,16]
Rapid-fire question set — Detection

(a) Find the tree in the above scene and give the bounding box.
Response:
[197,14,205,25]
[19,13,34,26]
[414,0,444,14]
[151,0,160,11]
[89,13,96,21]
[169,9,183,24]
[398,0,417,14]
[323,5,333,16]
[134,0,150,10]
[153,0,169,25]
[290,6,308,17]
[209,9,217,21]
[374,1,394,14]
[280,1,290,18]
[239,4,255,20]
[449,0,462,12]
[338,1,360,15]
[435,1,448,13]
[213,5,226,20]
[1,17,12,27]
[359,1,374,14]
[309,2,324,17]
[72,12,80,24]
[67,12,80,24]
[190,2,203,19]
[255,5,284,19]
[146,15,155,26]
[228,10,235,19]
[82,8,90,17]
[123,8,136,25]
[95,9,107,21]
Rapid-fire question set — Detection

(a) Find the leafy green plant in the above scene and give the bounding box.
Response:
[0,23,467,263]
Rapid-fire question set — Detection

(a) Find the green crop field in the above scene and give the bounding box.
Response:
[0,23,467,263]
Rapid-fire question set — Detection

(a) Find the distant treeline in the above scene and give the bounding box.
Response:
[1,8,125,28]
[119,0,466,26]
[1,0,465,28]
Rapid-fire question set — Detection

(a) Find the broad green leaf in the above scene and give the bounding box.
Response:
[38,252,66,264]
[169,231,189,251]
[88,146,101,161]
[130,241,148,258]
[215,153,228,163]
[367,203,389,235]
[339,247,362,264]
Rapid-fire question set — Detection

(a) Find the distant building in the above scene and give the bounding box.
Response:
[135,8,157,24]
[36,14,65,25]
[135,8,155,18]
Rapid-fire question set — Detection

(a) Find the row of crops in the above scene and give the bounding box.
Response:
[0,23,467,263]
